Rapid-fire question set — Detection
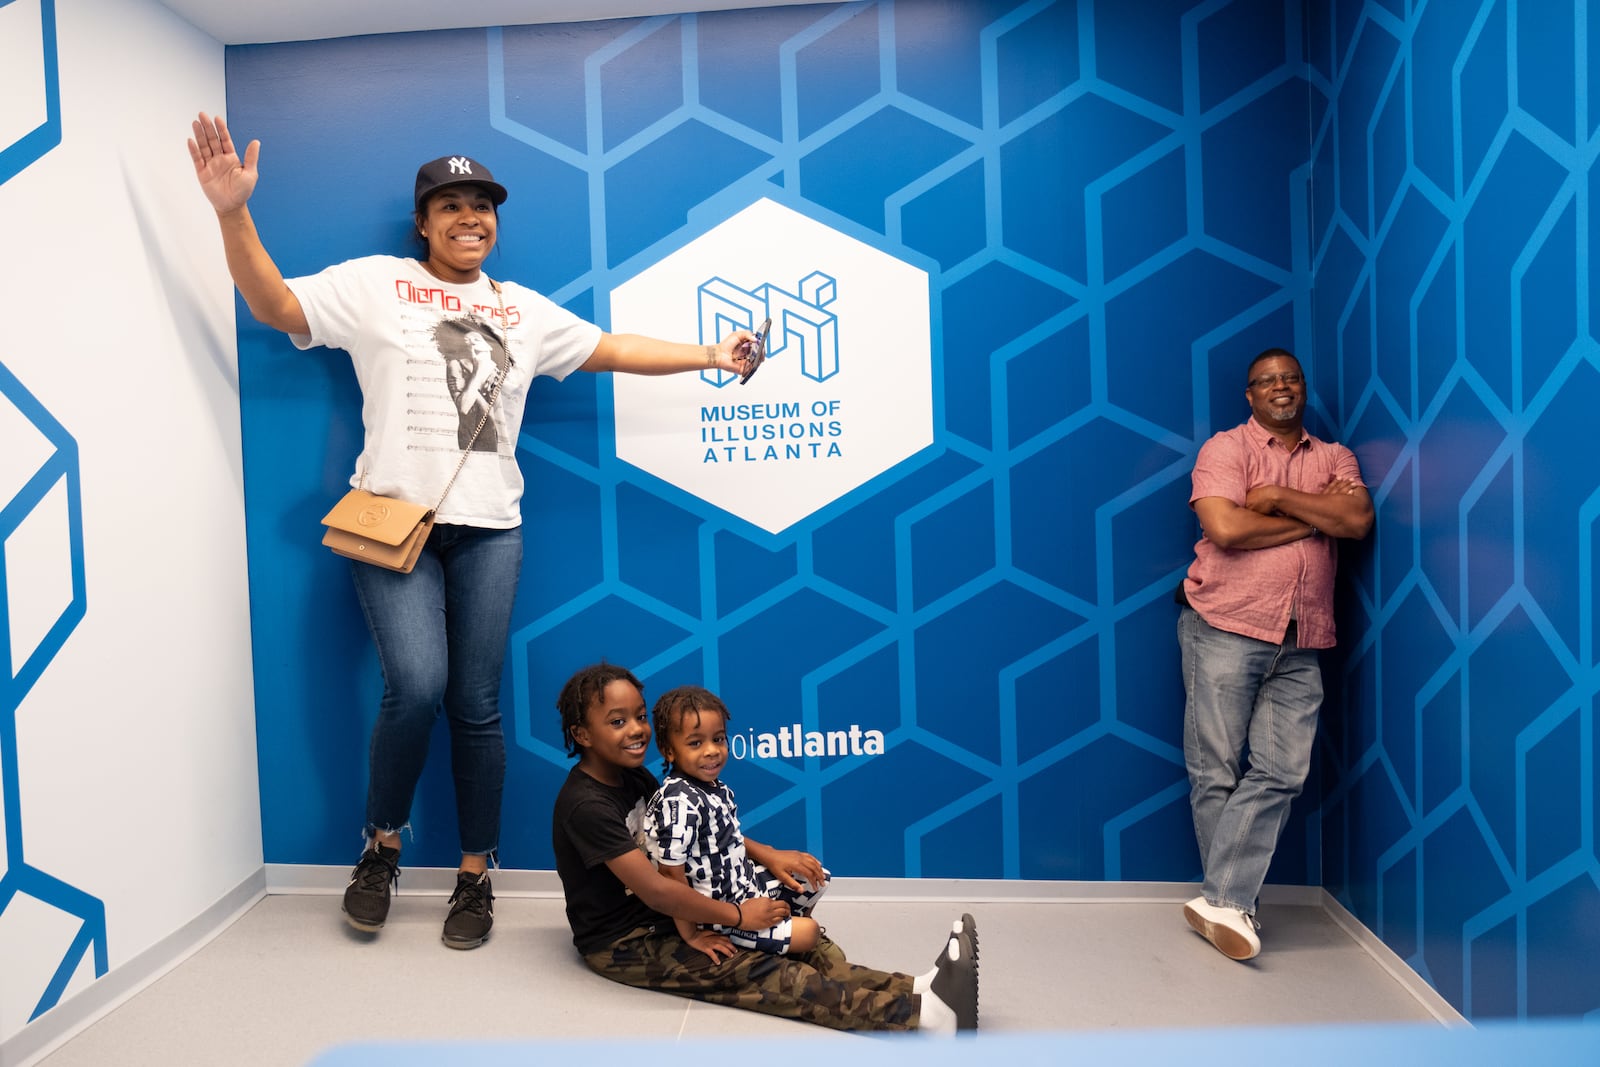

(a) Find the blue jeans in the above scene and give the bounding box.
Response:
[1178,606,1321,914]
[349,523,522,856]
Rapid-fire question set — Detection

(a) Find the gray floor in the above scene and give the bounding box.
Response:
[32,881,1450,1066]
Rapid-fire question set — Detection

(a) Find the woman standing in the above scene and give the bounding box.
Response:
[188,112,757,950]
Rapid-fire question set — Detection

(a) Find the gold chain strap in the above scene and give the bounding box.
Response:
[431,278,511,511]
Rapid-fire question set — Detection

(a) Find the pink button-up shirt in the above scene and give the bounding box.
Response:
[1182,417,1364,649]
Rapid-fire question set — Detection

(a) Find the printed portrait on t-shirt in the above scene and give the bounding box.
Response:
[432,316,510,452]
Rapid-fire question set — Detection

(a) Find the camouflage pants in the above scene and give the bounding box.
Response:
[584,925,920,1032]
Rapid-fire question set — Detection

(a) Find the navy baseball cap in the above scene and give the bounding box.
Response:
[413,155,508,212]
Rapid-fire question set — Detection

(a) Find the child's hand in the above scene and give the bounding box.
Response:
[768,850,828,893]
[684,927,739,962]
[736,895,790,930]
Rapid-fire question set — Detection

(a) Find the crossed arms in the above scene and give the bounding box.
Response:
[1193,476,1374,551]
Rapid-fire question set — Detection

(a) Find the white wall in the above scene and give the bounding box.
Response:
[0,0,260,1055]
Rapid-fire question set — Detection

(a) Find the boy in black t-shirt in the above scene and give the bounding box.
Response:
[550,663,979,1033]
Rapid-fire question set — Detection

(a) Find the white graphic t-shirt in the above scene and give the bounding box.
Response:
[287,256,601,527]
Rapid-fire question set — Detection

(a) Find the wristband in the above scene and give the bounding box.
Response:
[705,344,718,368]
[732,900,743,928]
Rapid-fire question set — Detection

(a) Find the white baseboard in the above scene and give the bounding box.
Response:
[264,865,1337,905]
[266,862,568,896]
[1317,888,1467,1026]
[3,868,266,1067]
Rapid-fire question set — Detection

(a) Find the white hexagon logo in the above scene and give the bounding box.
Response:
[611,198,933,534]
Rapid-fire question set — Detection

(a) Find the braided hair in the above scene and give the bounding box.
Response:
[555,663,645,758]
[651,685,732,775]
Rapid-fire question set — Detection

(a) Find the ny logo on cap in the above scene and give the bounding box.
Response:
[448,157,473,176]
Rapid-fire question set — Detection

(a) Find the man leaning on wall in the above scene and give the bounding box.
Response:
[1175,347,1373,961]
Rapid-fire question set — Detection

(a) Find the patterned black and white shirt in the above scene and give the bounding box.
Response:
[643,770,762,904]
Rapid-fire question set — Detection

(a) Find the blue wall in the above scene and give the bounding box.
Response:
[230,0,1294,887]
[226,0,1600,1021]
[1310,0,1600,1022]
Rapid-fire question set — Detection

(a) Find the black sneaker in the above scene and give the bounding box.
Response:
[342,843,401,932]
[928,913,979,1031]
[442,870,494,949]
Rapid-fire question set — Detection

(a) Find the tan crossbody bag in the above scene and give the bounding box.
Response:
[320,281,510,573]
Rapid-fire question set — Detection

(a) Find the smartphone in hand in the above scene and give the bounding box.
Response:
[739,318,771,384]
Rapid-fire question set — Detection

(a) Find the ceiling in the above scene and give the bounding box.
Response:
[157,0,830,45]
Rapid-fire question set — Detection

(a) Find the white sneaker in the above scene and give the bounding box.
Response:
[1183,896,1260,961]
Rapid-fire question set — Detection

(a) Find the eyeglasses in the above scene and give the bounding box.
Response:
[738,318,770,385]
[1247,371,1304,389]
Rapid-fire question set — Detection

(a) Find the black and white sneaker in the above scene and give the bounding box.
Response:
[342,843,400,932]
[441,870,494,950]
[929,913,979,1030]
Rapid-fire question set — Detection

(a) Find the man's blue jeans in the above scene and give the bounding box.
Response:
[349,523,522,857]
[1178,606,1321,914]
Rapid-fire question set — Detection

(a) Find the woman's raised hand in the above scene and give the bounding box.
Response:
[187,112,259,215]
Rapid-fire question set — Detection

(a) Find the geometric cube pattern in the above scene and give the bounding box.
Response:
[1,1,103,1035]
[0,0,62,185]
[0,360,107,1035]
[1308,0,1600,1023]
[226,0,1592,1026]
[233,4,1262,889]
[482,0,1245,885]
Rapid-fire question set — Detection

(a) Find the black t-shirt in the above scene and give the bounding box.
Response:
[551,763,666,954]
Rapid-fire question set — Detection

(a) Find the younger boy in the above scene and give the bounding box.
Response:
[644,685,826,956]
[550,663,979,1033]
